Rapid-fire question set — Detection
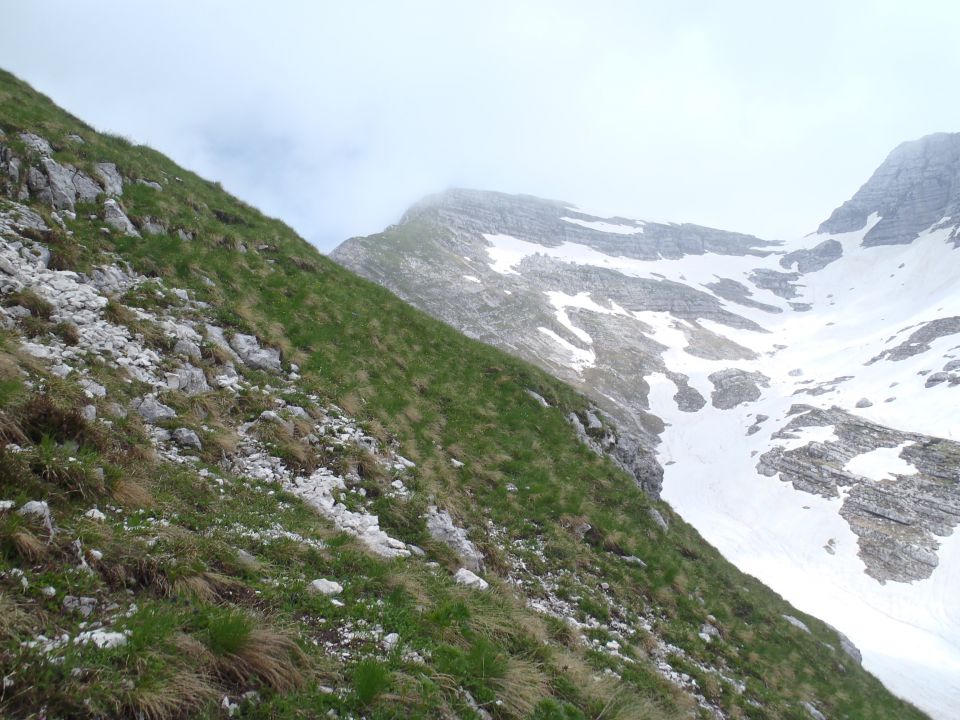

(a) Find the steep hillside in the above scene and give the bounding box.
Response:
[0,69,928,720]
[333,142,960,718]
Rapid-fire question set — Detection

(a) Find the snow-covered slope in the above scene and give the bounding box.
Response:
[333,132,960,719]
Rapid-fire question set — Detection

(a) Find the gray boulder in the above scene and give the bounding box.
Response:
[142,218,166,236]
[204,324,240,361]
[229,333,281,372]
[133,395,176,423]
[425,506,483,571]
[837,630,863,664]
[173,338,202,360]
[103,199,140,236]
[18,132,52,155]
[167,364,209,396]
[453,568,489,590]
[72,169,101,204]
[95,163,123,196]
[24,157,99,210]
[172,427,202,449]
[782,614,811,633]
[649,507,669,532]
[63,595,98,618]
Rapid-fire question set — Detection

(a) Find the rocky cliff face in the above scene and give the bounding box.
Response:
[820,132,960,247]
[333,133,960,719]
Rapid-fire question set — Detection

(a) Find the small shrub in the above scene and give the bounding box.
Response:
[30,435,106,498]
[17,391,94,446]
[18,314,51,338]
[103,299,136,326]
[205,610,252,656]
[0,513,47,561]
[200,609,306,691]
[352,659,391,704]
[47,241,83,272]
[4,289,53,319]
[52,322,80,345]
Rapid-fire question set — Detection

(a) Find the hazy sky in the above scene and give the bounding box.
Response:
[3,2,959,250]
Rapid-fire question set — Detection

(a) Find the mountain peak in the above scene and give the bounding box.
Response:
[819,131,960,245]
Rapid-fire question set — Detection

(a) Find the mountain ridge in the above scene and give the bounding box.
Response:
[333,131,960,719]
[0,69,928,719]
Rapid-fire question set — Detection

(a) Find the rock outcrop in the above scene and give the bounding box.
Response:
[819,132,960,246]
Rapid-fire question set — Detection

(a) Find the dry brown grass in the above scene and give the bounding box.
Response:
[208,426,241,458]
[216,626,308,692]
[492,657,550,718]
[401,404,422,424]
[364,418,390,446]
[463,592,550,647]
[338,392,363,418]
[174,572,246,603]
[0,592,33,641]
[387,568,435,610]
[120,661,218,720]
[0,408,27,445]
[11,528,47,561]
[549,648,687,720]
[112,477,154,508]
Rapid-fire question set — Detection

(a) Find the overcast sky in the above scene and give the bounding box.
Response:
[3,2,959,251]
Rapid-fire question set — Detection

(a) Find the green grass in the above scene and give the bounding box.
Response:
[0,67,932,719]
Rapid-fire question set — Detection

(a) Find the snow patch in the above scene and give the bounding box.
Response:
[560,216,644,235]
[537,327,596,372]
[844,443,918,481]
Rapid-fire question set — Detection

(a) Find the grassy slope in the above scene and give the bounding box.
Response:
[0,68,927,720]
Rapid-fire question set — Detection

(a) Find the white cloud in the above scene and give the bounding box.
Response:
[2,1,958,250]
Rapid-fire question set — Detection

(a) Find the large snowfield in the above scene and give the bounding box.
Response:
[483,214,960,719]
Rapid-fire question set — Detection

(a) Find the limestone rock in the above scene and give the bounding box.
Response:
[172,427,202,449]
[453,568,489,590]
[94,163,123,196]
[382,632,400,652]
[18,132,52,155]
[229,333,281,372]
[174,338,202,360]
[648,508,669,532]
[308,578,343,596]
[425,506,483,571]
[782,614,811,633]
[133,395,176,423]
[103,199,139,237]
[780,238,843,272]
[819,132,960,246]
[142,218,166,236]
[709,368,769,409]
[84,508,106,522]
[63,595,98,618]
[836,629,863,664]
[167,364,209,395]
[18,500,53,532]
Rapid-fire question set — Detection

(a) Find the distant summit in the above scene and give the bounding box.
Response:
[819,131,960,245]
